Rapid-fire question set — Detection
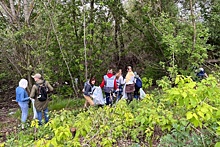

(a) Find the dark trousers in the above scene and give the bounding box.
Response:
[105,92,112,105]
[127,93,133,104]
[134,86,140,99]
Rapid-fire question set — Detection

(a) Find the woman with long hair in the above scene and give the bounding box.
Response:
[83,77,96,108]
[125,66,135,104]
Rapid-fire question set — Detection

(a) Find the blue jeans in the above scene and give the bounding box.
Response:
[116,85,123,101]
[18,102,29,123]
[37,108,49,125]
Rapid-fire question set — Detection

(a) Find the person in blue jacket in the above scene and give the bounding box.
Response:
[196,67,208,80]
[16,79,30,129]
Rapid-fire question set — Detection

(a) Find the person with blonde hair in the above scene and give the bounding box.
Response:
[16,79,30,129]
[125,66,135,104]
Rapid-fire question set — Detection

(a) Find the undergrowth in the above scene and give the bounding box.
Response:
[2,75,220,147]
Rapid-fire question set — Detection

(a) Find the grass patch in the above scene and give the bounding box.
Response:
[12,98,85,120]
[49,98,85,111]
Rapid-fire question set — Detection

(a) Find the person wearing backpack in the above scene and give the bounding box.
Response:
[100,69,118,105]
[16,79,30,129]
[30,73,53,125]
[134,72,142,100]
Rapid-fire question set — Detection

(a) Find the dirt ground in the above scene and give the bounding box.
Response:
[0,90,19,143]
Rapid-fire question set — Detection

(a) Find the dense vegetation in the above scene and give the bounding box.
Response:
[0,0,219,93]
[2,76,220,146]
[0,0,220,146]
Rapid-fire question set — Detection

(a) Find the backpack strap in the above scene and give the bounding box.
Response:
[35,80,46,94]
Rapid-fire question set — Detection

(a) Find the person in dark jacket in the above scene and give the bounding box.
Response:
[83,77,96,108]
[16,79,30,129]
[134,72,142,100]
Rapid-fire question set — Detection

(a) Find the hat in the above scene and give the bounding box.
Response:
[31,73,41,79]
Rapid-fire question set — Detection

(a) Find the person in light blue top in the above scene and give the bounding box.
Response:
[16,79,30,129]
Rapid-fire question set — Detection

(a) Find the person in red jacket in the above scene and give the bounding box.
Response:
[100,69,118,105]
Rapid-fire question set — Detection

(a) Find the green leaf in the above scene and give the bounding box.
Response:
[141,118,145,125]
[215,142,220,147]
[175,76,180,84]
[216,110,220,117]
[186,112,193,120]
[197,111,204,118]
[201,107,209,113]
[181,92,187,98]
[193,113,198,120]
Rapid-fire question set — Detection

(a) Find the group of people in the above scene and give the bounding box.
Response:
[83,66,143,108]
[15,66,208,129]
[16,73,53,129]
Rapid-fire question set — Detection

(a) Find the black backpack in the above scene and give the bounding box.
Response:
[36,80,48,101]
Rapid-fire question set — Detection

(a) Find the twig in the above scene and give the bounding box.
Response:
[82,130,100,146]
[203,125,219,137]
[190,124,205,147]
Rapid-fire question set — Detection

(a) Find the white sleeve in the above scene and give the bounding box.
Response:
[120,76,124,84]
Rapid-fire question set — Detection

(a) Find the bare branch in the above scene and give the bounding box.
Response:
[23,0,29,24]
[27,0,35,22]
[9,0,16,22]
[0,1,14,22]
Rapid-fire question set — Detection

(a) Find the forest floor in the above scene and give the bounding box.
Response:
[0,89,19,143]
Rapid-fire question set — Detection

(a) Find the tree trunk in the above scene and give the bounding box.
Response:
[90,0,94,49]
[189,0,196,51]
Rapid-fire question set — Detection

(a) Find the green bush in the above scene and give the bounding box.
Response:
[5,76,220,147]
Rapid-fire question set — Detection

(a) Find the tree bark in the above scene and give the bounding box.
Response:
[23,0,29,24]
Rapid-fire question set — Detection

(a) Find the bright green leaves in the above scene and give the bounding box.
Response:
[215,142,220,147]
[164,75,220,137]
[186,111,193,120]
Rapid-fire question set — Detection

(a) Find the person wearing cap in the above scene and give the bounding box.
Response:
[30,73,53,125]
[16,79,30,129]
